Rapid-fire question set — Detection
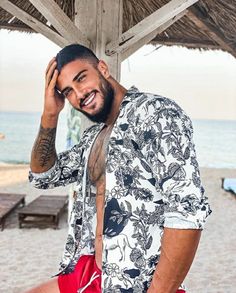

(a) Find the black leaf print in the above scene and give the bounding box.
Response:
[125,200,132,213]
[184,146,190,160]
[145,236,153,250]
[140,159,152,173]
[167,163,186,180]
[120,123,129,131]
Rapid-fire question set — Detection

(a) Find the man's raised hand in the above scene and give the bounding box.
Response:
[30,58,63,172]
[43,57,65,119]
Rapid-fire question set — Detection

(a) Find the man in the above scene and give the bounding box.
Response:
[27,44,211,293]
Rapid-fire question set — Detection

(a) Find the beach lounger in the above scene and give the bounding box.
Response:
[0,193,26,231]
[222,178,236,195]
[18,195,68,229]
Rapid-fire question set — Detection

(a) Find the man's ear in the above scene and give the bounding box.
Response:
[97,60,110,79]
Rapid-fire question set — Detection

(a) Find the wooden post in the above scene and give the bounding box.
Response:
[75,0,122,80]
[74,0,123,133]
[66,0,123,219]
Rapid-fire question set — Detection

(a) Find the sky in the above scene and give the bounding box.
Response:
[0,30,236,120]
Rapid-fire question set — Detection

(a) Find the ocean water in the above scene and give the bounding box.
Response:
[192,119,236,169]
[0,111,236,169]
[0,111,67,164]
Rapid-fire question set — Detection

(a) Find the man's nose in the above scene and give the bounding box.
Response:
[73,85,85,101]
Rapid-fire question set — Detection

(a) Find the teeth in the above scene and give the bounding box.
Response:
[84,93,95,106]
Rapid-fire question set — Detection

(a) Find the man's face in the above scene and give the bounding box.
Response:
[56,59,114,123]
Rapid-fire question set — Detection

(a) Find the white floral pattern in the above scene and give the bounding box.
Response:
[29,86,211,292]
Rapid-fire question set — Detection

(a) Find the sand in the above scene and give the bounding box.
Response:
[0,164,235,293]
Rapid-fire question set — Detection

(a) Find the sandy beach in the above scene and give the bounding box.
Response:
[0,164,235,293]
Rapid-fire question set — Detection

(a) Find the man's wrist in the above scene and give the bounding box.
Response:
[41,112,59,128]
[147,270,178,293]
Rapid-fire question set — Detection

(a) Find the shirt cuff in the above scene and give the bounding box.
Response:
[29,161,57,179]
[164,214,205,230]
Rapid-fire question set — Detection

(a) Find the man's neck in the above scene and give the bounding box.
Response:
[105,78,127,126]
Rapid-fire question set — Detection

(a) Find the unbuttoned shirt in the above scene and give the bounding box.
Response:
[29,86,211,292]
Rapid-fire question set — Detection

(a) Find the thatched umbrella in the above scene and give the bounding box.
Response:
[0,0,235,57]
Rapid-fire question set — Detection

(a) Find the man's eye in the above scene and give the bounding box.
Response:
[77,75,85,82]
[63,89,72,98]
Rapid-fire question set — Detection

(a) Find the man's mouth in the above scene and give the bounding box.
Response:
[81,91,97,108]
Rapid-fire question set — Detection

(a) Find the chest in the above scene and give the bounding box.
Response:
[87,125,113,183]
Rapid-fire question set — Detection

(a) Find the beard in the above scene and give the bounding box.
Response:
[79,72,115,123]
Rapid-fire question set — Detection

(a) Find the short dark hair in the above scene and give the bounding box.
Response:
[56,44,99,72]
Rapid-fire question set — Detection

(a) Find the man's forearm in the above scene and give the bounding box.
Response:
[30,114,58,173]
[148,228,201,293]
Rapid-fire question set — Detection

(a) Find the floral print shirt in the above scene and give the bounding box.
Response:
[29,86,211,292]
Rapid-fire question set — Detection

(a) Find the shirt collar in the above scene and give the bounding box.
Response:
[120,85,139,108]
[97,86,139,126]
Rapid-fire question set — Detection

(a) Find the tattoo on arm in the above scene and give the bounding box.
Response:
[32,125,57,169]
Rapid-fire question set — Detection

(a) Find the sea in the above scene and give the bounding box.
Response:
[0,111,236,169]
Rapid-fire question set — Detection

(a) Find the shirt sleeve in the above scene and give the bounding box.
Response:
[144,100,212,229]
[29,142,84,189]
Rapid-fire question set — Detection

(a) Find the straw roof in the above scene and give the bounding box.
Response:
[1,0,236,57]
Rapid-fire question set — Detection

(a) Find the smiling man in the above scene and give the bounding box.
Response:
[27,44,211,293]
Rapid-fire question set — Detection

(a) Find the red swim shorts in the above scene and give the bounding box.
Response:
[58,254,186,293]
[58,255,101,293]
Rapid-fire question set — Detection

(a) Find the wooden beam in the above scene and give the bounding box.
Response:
[121,10,186,61]
[153,37,220,50]
[28,0,90,47]
[187,6,236,58]
[74,0,123,134]
[106,0,199,56]
[0,23,34,33]
[75,0,122,79]
[0,0,68,47]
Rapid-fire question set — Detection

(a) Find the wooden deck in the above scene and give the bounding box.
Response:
[0,193,26,231]
[18,195,68,229]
